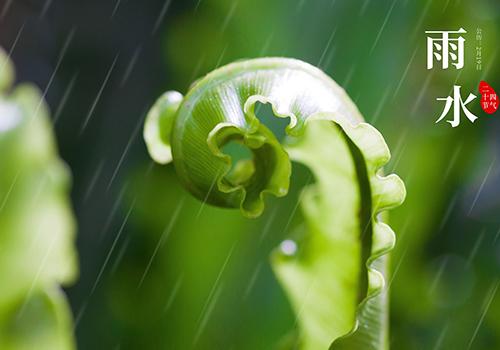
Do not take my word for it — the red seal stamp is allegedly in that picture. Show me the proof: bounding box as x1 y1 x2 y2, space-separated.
479 81 498 114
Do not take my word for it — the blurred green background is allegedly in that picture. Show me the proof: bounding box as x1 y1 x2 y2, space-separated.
1 0 499 349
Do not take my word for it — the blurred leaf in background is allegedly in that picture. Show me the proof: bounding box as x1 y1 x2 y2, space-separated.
0 49 77 349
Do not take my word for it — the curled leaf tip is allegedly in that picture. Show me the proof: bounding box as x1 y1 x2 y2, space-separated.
207 122 291 218
145 57 406 349
144 90 183 164
147 58 365 217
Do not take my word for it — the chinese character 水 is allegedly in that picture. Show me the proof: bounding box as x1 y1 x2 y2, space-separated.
436 85 478 127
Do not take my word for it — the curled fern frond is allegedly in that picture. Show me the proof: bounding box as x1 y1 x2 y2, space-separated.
145 57 405 349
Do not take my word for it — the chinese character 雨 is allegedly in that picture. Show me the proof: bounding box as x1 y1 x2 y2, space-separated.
436 85 477 127
426 28 466 70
